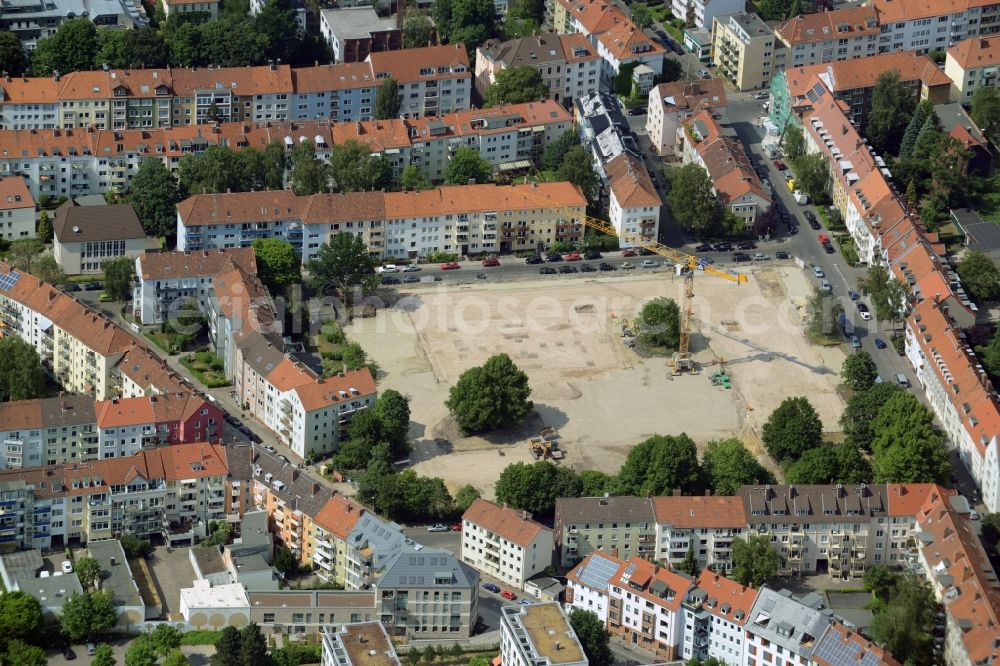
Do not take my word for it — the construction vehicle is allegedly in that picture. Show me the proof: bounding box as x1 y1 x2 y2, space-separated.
711 370 732 389
529 438 565 460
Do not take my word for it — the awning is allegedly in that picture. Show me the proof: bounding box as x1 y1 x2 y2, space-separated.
497 160 533 172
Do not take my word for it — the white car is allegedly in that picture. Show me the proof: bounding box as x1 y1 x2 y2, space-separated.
403 264 421 272
379 265 399 274
971 509 980 520
427 524 449 532
61 560 73 574
754 92 769 100
859 311 872 321
640 259 658 268
813 266 825 278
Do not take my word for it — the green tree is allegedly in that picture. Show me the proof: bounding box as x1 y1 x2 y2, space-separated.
433 0 495 52
679 543 700 577
306 232 379 303
60 591 118 643
400 164 433 191
0 592 43 647
118 533 152 559
210 626 242 666
841 350 877 391
328 140 392 193
661 58 683 84
161 649 191 666
980 513 1000 550
958 251 1000 301
638 297 680 349
252 239 300 293
255 0 303 64
485 66 549 106
149 625 183 656
103 256 135 302
753 0 801 20
702 438 774 495
868 575 937 666
288 140 329 195
273 546 299 578
446 353 533 433
0 31 27 76
239 623 271 666
899 101 930 159
91 644 117 666
444 147 494 184
556 145 600 202
261 141 287 190
3 640 46 666
863 565 899 601
784 445 839 484
731 535 782 588
630 3 652 27
0 337 47 401
865 69 916 155
870 392 950 484
667 163 720 236
29 19 98 75
30 256 66 286
790 153 829 203
125 638 158 666
36 211 52 243
858 263 908 328
579 470 616 496
568 609 612 666
6 238 43 273
971 86 1000 137
615 434 702 496
374 389 411 459
783 128 805 159
834 443 873 483
542 131 579 171
74 556 103 590
453 484 481 511
761 396 823 463
403 13 436 49
494 461 581 515
375 78 401 119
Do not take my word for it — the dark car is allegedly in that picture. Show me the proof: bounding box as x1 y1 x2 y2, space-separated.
483 583 501 593
546 253 563 262
559 265 578 274
404 276 420 283
874 338 887 349
856 302 870 312
638 247 655 256
525 255 543 265
83 281 103 291
539 266 557 274
788 225 798 235
804 210 817 223
599 262 615 271
63 646 76 660
809 217 822 230
775 251 790 259
737 241 757 250
732 253 752 262
714 242 733 252
671 42 684 55
694 243 714 253
656 29 668 40
584 250 602 260
382 277 400 285
824 243 836 254
580 263 596 272
64 283 81 292
628 107 646 116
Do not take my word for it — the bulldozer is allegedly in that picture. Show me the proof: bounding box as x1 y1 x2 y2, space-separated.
529 438 565 461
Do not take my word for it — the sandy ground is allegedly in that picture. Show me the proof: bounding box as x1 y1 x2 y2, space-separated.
347 267 846 499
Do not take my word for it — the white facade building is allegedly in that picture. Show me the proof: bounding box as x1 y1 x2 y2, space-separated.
461 499 554 590
670 0 746 31
680 570 758 665
603 153 661 248
500 603 588 666
564 551 623 623
0 177 35 240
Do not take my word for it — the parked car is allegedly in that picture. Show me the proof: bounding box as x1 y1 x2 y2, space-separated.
773 159 787 170
98 293 112 302
87 644 96 657
584 250 602 260
403 264 422 272
698 256 715 265
558 265 578 274
427 524 449 532
874 338 887 349
482 256 500 267
404 276 420 283
621 261 635 269
83 282 102 291
546 253 564 262
895 373 910 387
62 646 76 660
382 277 400 285
525 255 543 265
621 249 637 257
64 283 81 292
788 225 799 235
61 560 73 574
698 69 710 79
539 266 557 275
564 251 582 261
851 336 861 348
737 241 757 250
824 243 836 254
857 304 872 320
580 263 596 272
732 253 751 262
808 217 822 230
753 252 770 261
775 251 790 259
694 243 714 253
804 210 817 223
754 92 769 100
380 264 399 273
264 444 277 454
451 523 462 531
971 510 981 520
599 262 616 271
713 242 733 252
501 590 518 600
277 455 289 464
628 107 646 116
640 259 657 268
483 583 501 593
848 290 859 300
821 279 832 293
439 262 460 270
818 233 829 244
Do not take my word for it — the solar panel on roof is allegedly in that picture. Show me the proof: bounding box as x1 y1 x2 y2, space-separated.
0 271 21 292
578 554 620 590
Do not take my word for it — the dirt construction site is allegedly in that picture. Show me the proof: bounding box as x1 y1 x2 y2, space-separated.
346 267 847 499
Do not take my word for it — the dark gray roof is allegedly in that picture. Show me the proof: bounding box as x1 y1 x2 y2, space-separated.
192 546 227 576
555 496 655 525
740 484 887 525
88 539 143 608
40 395 97 429
251 446 335 519
964 221 1000 254
479 34 593 68
748 588 832 658
238 331 289 378
349 512 407 573
223 442 254 482
52 201 146 243
0 550 83 611
377 545 479 590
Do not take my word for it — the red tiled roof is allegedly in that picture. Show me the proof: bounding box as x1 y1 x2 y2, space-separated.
885 483 954 517
693 570 759 625
775 6 879 46
95 396 156 428
609 557 692 611
948 35 1000 70
313 493 366 539
463 498 550 548
652 495 747 528
0 177 33 210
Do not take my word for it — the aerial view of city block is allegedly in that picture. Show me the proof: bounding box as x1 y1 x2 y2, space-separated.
0 0 996 664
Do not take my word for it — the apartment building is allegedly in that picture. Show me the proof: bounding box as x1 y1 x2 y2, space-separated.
0 441 236 549
711 12 776 91
176 183 587 261
652 496 746 573
603 154 661 247
0 395 95 469
645 79 727 155
161 0 220 19
0 177 35 241
368 46 472 118
475 34 601 107
461 498 554 590
670 0 745 32
679 111 771 227
575 92 638 176
52 202 151 274
553 496 656 567
320 8 401 64
311 493 367 586
607 556 693 659
0 0 147 51
946 35 1000 100
679 569 758 665
773 7 880 70
812 624 901 666
500 603 588 666
564 551 624 622
322 623 400 666
872 0 1000 55
95 393 222 458
744 588 834 666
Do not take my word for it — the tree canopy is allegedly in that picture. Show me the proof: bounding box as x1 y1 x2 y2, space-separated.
402 14 436 49
638 297 680 350
870 392 950 484
60 591 119 643
568 609 612 666
328 141 392 193
375 78 401 120
0 337 47 402
731 535 782 588
0 32 27 76
868 574 938 666
667 163 721 236
702 438 774 495
494 461 582 515
958 251 1000 301
128 159 179 240
761 396 823 463
103 256 135 302
289 140 330 195
971 85 1000 137
446 353 533 434
556 145 600 203
252 239 301 293
865 69 916 156
306 232 379 303
0 592 43 648
841 350 878 391
444 147 494 185
485 66 549 106
615 434 702 496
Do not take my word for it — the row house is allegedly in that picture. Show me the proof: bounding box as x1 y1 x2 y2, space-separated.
461 498 554 590
773 7 880 70
475 34 601 107
945 34 1000 100
645 79 728 156
0 45 472 132
95 393 222 459
575 92 638 178
0 396 97 469
680 569 758 664
603 153 661 248
872 0 1000 55
744 587 837 666
319 8 401 64
553 495 656 567
607 557 693 659
175 182 587 261
0 177 36 240
0 441 235 550
679 111 771 228
652 495 746 573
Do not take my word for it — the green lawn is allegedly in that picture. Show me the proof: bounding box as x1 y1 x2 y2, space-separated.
180 630 222 646
179 351 230 388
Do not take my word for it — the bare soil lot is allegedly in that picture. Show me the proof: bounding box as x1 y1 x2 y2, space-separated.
347 268 846 498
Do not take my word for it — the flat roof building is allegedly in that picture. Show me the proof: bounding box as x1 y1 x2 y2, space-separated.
501 602 588 666
321 622 400 666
